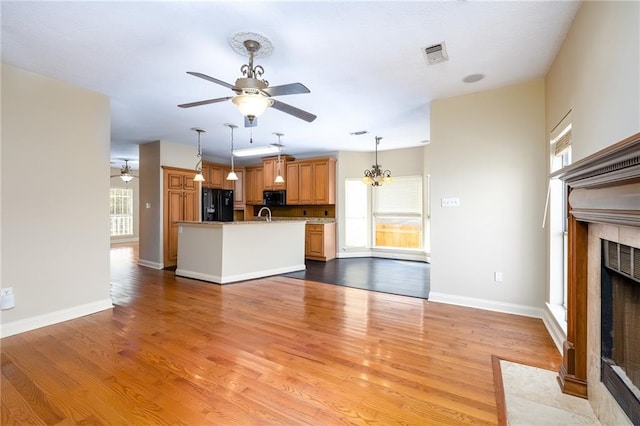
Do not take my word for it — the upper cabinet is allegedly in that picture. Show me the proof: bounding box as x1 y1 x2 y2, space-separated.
287 157 336 205
201 161 225 189
245 166 264 205
263 156 293 191
245 156 336 205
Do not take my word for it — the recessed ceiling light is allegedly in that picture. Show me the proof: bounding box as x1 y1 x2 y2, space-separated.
463 74 485 83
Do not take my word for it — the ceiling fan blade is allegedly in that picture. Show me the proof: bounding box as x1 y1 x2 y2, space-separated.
244 116 257 128
270 100 317 122
186 72 237 90
263 83 310 97
178 97 232 108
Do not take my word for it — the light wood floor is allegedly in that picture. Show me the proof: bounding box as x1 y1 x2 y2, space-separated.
1 243 561 425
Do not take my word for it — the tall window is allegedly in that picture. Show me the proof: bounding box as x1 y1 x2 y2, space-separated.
110 187 133 236
549 117 572 314
345 179 368 248
373 176 423 249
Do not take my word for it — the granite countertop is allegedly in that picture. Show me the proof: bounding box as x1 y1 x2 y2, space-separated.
254 216 336 223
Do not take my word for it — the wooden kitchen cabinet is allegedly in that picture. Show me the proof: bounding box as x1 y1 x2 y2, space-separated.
163 167 200 267
286 157 336 205
222 168 246 208
263 156 292 190
201 161 224 188
312 158 336 204
245 166 264 205
286 163 300 204
305 222 336 261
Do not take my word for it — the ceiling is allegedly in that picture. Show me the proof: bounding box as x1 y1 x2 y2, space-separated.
1 1 581 168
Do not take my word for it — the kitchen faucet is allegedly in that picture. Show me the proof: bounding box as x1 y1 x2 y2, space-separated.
257 206 272 222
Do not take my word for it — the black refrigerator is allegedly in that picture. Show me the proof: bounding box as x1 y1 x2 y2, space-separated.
202 188 234 222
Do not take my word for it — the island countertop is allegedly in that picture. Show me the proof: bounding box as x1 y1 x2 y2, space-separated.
175 220 306 284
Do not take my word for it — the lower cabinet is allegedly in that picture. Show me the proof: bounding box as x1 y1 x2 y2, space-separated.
305 222 336 261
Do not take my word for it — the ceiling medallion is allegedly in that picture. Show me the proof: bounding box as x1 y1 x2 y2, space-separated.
229 32 274 58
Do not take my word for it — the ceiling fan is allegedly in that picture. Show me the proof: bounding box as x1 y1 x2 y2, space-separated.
178 35 317 126
111 159 137 182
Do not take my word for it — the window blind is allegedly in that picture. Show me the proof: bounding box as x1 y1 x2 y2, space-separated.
374 176 422 215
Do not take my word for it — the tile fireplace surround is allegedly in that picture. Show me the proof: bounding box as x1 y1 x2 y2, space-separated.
553 131 640 425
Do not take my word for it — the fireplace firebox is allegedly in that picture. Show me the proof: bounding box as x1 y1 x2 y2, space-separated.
601 240 640 424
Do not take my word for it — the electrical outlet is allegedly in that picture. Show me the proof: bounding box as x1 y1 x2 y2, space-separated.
441 197 460 207
494 272 503 282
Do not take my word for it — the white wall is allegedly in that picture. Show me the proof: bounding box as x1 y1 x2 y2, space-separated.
546 1 640 161
1 64 112 337
110 166 140 242
429 79 546 316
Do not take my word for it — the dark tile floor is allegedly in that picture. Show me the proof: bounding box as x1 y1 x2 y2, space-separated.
283 257 430 299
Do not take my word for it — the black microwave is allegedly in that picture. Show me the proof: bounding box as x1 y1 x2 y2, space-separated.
263 190 286 206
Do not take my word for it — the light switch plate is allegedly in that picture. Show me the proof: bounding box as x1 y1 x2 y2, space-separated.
441 197 460 207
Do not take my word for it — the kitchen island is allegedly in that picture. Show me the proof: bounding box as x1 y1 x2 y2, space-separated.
175 220 306 284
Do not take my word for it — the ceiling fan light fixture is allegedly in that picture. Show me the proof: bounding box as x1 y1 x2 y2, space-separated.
232 93 272 119
121 173 134 183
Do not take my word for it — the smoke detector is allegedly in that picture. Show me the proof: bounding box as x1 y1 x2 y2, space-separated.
423 42 449 65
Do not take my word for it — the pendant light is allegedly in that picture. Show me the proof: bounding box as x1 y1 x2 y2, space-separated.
225 123 239 181
362 136 392 186
273 132 285 183
192 127 206 182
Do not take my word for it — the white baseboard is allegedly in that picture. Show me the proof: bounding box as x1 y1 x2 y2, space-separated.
110 237 139 244
337 251 430 262
542 303 566 354
0 298 113 339
337 251 373 258
137 259 163 269
428 292 543 318
176 264 307 285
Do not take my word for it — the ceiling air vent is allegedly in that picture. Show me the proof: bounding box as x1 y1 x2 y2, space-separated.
424 42 449 65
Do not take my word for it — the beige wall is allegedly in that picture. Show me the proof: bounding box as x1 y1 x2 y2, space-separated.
1 64 112 336
430 79 546 314
546 1 640 161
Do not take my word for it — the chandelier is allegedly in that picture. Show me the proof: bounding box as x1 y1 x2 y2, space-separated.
363 136 392 186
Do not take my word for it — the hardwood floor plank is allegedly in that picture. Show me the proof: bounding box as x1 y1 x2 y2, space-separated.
1 243 561 424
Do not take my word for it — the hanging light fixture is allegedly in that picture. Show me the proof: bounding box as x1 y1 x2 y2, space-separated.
225 123 239 181
192 127 206 182
363 136 392 186
273 132 285 183
120 160 135 182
